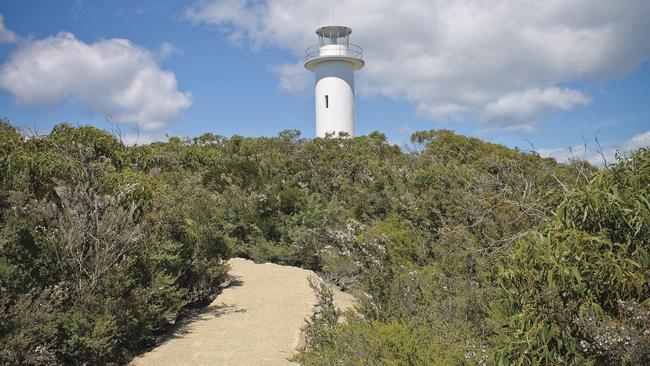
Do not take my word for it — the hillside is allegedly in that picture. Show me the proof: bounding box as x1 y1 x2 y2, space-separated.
0 120 648 365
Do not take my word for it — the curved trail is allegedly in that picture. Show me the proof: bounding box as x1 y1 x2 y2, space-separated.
131 258 354 366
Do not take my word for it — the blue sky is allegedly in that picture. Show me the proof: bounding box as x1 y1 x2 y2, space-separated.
0 0 648 164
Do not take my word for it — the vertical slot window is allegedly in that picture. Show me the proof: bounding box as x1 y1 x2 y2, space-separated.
325 95 329 108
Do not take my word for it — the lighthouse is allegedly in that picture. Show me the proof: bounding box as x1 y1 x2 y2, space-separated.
304 26 364 138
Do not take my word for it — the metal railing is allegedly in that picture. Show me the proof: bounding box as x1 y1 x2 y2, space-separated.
305 43 363 61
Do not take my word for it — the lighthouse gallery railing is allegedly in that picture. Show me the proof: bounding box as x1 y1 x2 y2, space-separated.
304 44 363 61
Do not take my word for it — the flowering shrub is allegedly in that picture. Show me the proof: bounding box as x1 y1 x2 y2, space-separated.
576 300 650 365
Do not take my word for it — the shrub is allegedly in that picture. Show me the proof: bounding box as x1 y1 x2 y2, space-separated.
497 149 650 365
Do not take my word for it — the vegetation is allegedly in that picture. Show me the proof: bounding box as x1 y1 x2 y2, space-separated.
0 120 647 365
497 149 649 365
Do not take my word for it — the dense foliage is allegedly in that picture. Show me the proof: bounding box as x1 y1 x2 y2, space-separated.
497 149 649 365
296 136 648 365
0 122 229 364
1 120 647 365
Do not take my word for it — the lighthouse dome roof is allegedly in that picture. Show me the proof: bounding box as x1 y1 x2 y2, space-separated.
316 26 352 37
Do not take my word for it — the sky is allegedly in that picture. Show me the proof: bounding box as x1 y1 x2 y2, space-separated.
0 0 649 165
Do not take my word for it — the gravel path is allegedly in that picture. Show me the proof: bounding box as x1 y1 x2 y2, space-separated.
130 258 354 366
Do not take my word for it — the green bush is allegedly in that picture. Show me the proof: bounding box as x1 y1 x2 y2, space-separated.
0 122 230 364
497 149 650 365
295 279 476 366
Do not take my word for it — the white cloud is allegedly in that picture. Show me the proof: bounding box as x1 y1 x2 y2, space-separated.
537 144 592 164
0 15 17 43
484 87 591 132
119 131 167 146
626 130 650 150
185 0 650 131
270 61 311 93
537 130 650 166
157 41 182 60
0 32 192 130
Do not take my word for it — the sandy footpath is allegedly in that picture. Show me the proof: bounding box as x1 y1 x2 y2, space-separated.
130 258 354 366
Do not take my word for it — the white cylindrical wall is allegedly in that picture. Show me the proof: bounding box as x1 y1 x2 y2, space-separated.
314 60 355 138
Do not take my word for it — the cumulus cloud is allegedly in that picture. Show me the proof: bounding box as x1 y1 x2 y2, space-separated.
483 87 591 132
0 15 17 43
537 130 650 166
270 61 311 93
0 32 191 130
185 0 650 131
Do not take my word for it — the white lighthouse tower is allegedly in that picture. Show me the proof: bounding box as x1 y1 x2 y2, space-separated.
304 26 364 138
